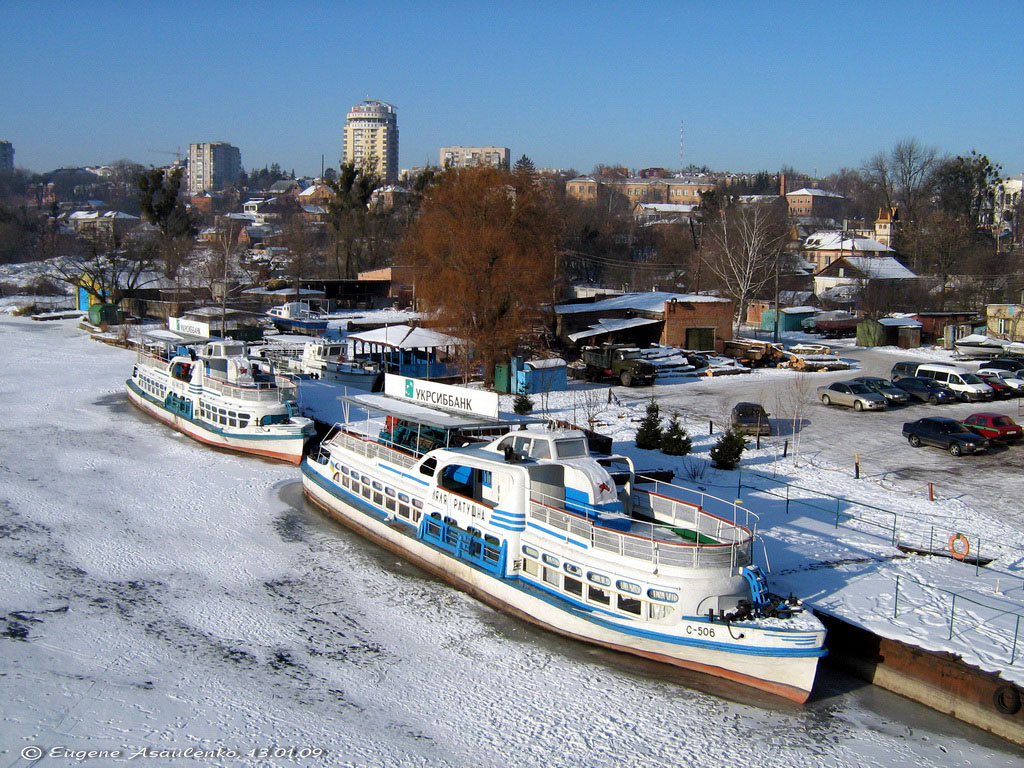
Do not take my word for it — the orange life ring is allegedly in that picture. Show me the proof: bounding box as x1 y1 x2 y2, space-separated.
948 533 970 560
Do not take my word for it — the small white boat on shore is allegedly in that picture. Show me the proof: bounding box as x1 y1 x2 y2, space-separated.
953 334 1007 359
126 339 316 463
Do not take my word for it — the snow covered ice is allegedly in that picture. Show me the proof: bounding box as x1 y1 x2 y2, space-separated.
1 315 1022 767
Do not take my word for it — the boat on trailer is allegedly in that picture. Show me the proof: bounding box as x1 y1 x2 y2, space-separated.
301 376 827 702
126 338 316 464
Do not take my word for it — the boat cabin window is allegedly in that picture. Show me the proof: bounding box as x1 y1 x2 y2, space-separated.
588 586 610 605
617 594 642 616
528 440 550 459
563 576 583 597
554 438 587 458
419 458 438 477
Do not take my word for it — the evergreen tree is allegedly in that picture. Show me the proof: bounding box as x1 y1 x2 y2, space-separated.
660 416 692 456
512 389 534 415
710 428 746 470
513 154 536 174
634 398 663 450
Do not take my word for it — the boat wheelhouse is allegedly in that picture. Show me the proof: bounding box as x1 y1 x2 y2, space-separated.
126 337 315 463
302 376 827 702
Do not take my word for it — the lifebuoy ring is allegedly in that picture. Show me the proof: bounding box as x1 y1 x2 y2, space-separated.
993 685 1022 715
948 533 970 561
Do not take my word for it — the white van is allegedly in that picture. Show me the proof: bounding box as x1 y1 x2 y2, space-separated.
915 363 994 402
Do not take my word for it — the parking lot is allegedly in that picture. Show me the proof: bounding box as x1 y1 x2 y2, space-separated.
618 343 1024 530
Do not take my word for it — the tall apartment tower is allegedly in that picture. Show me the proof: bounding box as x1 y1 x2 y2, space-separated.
342 100 398 183
0 140 13 171
187 142 242 195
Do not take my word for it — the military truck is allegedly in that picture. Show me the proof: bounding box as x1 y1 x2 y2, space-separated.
580 345 657 386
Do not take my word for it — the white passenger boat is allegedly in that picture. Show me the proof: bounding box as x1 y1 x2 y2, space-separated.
302 376 827 702
126 338 316 463
259 337 382 390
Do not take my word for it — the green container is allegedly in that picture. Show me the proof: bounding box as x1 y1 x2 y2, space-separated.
493 363 511 393
88 303 122 325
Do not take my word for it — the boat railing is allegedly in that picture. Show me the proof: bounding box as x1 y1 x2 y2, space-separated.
528 493 752 570
137 350 171 372
201 375 283 402
326 428 418 470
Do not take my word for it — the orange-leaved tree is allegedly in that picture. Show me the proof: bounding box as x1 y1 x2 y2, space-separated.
402 166 559 387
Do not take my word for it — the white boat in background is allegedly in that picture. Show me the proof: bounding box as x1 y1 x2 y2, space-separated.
302 376 827 702
266 302 329 334
259 338 382 390
126 339 316 463
953 334 1007 358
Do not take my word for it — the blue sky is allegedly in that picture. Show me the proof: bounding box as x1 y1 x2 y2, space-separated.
2 1 1022 178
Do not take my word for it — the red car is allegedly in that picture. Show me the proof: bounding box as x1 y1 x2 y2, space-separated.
961 412 1023 442
977 371 1018 399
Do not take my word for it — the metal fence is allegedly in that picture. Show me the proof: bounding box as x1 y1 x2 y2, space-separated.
894 574 1024 665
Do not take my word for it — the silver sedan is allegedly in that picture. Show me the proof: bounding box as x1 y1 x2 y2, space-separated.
817 381 888 411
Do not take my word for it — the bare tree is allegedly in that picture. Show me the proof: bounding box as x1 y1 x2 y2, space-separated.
702 199 789 336
862 139 939 226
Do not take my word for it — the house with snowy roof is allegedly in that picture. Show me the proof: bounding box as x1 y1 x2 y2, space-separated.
802 231 894 272
813 255 918 303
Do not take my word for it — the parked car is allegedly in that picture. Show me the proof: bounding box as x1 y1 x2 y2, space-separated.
817 381 887 411
892 376 957 404
890 361 920 381
915 363 994 402
978 358 1024 373
852 376 910 405
976 371 1017 399
962 412 1023 442
976 367 1024 395
902 417 990 456
731 402 771 436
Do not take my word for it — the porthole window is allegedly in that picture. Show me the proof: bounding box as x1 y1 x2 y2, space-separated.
647 588 679 603
588 572 611 587
542 554 559 567
564 563 582 577
522 545 539 559
616 580 641 595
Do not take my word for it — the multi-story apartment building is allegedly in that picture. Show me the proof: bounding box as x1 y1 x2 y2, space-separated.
342 100 398 183
566 176 716 206
785 187 845 219
0 140 13 171
187 142 242 196
440 145 510 169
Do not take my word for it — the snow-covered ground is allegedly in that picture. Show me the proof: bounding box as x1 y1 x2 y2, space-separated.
2 315 1023 766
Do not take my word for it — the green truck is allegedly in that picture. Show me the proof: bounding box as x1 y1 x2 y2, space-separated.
581 345 657 387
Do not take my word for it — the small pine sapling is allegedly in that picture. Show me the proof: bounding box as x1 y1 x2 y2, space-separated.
660 416 692 456
710 428 747 469
634 398 663 450
512 389 534 415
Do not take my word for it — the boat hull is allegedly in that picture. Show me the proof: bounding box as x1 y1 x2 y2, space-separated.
126 380 308 464
301 460 821 703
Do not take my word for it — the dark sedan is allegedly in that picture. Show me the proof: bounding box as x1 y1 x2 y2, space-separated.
893 376 956 405
852 376 911 405
903 417 989 456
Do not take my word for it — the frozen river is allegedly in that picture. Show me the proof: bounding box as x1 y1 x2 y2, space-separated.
1 317 1021 767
